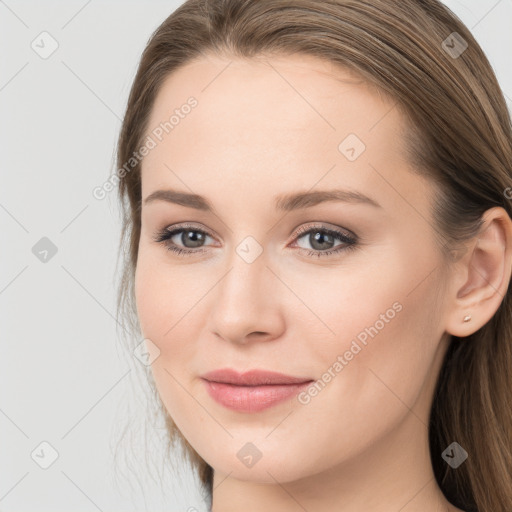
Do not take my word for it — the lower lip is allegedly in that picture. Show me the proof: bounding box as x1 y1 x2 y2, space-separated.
202 379 312 413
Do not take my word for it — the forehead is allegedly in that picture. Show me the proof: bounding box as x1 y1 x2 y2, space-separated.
144 52 397 140
139 53 429 218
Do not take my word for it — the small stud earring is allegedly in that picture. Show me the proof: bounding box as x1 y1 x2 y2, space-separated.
463 314 472 323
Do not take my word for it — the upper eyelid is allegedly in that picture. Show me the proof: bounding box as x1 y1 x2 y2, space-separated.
293 222 355 238
163 222 214 235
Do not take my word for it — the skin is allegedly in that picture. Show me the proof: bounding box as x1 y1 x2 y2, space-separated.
134 53 512 512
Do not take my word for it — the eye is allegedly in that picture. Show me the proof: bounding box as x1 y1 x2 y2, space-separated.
152 223 216 256
290 223 358 258
152 222 358 258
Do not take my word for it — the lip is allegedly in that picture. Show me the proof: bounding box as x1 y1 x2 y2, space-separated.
200 368 314 413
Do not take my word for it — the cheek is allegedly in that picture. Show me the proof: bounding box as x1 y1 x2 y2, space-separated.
134 248 212 398
134 257 166 341
134 253 203 431
134 246 200 343
289 245 442 394
302 259 444 426
272 269 443 475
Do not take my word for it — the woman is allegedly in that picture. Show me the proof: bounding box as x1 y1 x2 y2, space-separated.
115 1 512 510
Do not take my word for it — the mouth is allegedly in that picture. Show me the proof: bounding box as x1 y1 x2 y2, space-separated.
200 368 314 413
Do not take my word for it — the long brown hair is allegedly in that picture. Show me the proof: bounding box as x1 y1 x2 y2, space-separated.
115 1 512 510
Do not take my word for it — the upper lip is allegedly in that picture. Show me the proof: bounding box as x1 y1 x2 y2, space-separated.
201 368 313 386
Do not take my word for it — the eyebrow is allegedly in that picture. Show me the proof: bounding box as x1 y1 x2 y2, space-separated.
143 188 382 211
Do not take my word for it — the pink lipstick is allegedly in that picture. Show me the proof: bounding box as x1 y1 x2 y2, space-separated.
200 368 313 413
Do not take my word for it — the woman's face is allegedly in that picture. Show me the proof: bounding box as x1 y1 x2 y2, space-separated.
135 54 454 484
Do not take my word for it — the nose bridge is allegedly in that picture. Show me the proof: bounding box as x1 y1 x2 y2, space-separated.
208 240 281 342
218 245 269 315
220 230 269 296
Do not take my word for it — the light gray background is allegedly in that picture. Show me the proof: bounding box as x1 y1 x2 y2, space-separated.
1 1 511 511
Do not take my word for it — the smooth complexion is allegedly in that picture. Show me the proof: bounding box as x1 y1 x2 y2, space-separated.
134 53 512 512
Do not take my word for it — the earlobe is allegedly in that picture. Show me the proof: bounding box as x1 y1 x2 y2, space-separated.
445 207 512 338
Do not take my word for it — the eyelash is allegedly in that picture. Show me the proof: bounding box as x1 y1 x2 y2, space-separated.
152 222 358 258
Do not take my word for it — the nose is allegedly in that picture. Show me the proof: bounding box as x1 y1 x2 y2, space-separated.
207 248 285 345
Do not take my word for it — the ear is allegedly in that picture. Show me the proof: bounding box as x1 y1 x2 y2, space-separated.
445 207 512 337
